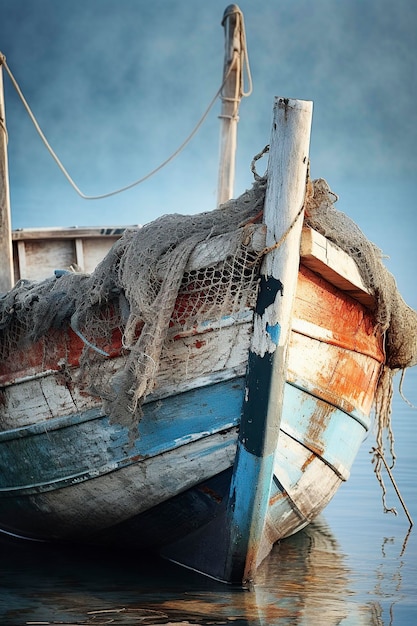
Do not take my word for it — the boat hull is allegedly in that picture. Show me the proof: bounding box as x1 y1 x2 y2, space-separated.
0 376 369 546
0 261 384 558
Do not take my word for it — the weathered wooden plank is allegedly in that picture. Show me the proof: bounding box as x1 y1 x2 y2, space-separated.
287 332 382 416
266 378 372 543
16 240 27 278
294 265 384 360
1 256 383 387
0 329 85 385
300 226 374 307
0 257 382 434
11 228 128 279
279 383 370 478
184 224 266 273
14 239 76 281
0 427 238 538
0 376 244 491
0 374 100 429
81 238 120 273
0 319 251 428
268 430 343 539
74 238 85 270
11 226 131 241
10 221 378 309
0 311 251 385
1 316 381 430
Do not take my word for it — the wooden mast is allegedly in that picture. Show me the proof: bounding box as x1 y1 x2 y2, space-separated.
217 4 244 207
0 57 14 292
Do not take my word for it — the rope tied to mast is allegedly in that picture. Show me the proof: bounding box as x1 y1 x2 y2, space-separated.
221 4 252 97
219 4 252 123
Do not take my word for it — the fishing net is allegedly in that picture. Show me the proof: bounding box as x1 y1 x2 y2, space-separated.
0 173 416 452
0 180 266 433
305 178 417 514
305 178 417 370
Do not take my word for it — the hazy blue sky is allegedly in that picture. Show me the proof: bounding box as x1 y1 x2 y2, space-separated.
1 0 416 307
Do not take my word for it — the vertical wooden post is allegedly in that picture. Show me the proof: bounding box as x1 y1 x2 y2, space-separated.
0 62 14 292
161 97 313 585
224 96 313 584
217 4 242 207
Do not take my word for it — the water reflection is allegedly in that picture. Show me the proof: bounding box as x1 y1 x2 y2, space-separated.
0 517 383 625
253 518 383 625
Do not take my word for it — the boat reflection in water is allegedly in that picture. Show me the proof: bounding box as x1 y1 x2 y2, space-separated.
1 517 383 625
251 517 383 625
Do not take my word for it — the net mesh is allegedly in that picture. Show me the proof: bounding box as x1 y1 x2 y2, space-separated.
304 178 417 508
0 180 266 433
305 178 417 370
1 175 416 450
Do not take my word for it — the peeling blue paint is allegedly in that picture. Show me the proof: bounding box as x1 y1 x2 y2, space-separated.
266 322 280 345
226 444 275 581
0 378 246 494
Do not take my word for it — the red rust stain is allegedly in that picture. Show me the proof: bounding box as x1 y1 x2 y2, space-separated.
194 339 206 349
288 330 382 415
0 316 127 385
301 452 317 472
172 324 199 341
303 403 331 455
197 485 223 503
128 454 145 463
269 490 286 506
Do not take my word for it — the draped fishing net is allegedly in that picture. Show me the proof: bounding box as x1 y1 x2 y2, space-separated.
305 178 417 514
305 178 417 370
0 180 266 433
305 178 417 427
0 173 416 460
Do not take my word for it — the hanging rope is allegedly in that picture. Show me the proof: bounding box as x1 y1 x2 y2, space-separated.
371 446 414 527
221 4 252 101
399 368 417 408
219 4 252 126
236 7 253 98
0 51 233 201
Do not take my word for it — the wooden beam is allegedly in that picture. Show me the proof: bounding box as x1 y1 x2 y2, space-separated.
300 226 374 307
162 98 313 584
16 240 27 281
0 63 13 292
74 238 85 271
12 225 133 241
224 96 313 583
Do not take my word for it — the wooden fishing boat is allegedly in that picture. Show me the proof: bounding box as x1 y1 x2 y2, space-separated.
1 94 416 585
1 5 416 585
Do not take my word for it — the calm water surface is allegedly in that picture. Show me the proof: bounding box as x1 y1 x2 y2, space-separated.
1 368 416 625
